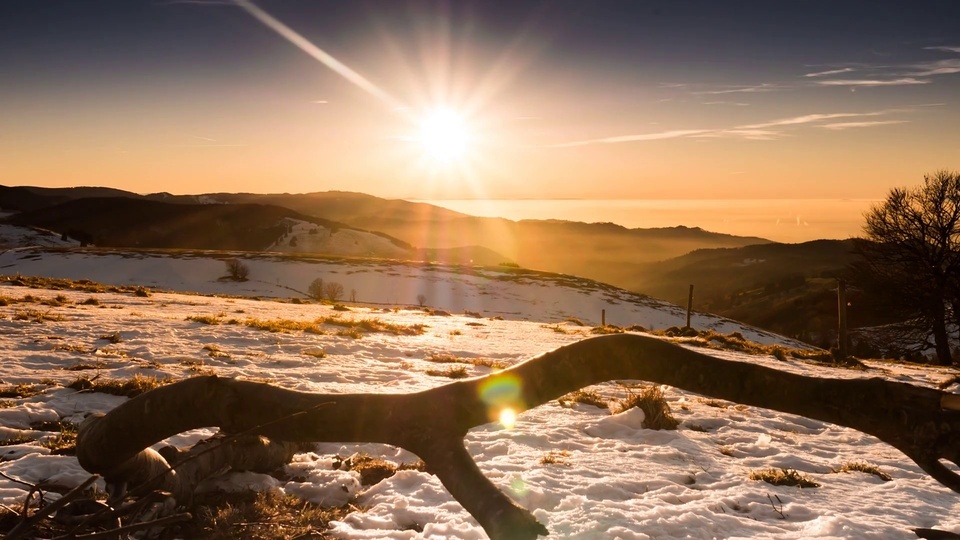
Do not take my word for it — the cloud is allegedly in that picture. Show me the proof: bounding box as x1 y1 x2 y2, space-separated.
924 46 960 54
702 101 750 106
819 120 909 130
692 83 783 95
310 100 328 104
804 67 855 78
910 59 960 76
547 129 711 148
815 78 930 87
691 129 782 140
548 107 914 147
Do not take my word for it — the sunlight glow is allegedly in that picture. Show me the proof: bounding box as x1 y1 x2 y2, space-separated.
418 108 469 163
499 407 518 429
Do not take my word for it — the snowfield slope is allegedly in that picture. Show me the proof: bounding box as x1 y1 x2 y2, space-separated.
0 248 959 539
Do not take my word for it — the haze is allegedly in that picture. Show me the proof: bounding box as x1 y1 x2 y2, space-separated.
2 0 959 229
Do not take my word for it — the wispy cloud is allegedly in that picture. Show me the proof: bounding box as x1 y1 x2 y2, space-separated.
804 67 855 78
702 101 749 106
819 120 908 130
310 100 328 104
548 107 915 147
739 111 891 130
548 129 711 148
815 77 930 87
191 135 217 142
692 83 783 95
692 129 782 140
925 46 960 54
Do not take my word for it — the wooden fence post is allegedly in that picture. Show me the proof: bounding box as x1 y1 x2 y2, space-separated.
685 285 694 329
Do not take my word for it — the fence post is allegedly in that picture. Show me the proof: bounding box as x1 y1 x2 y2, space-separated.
837 279 848 360
685 284 694 329
601 309 606 326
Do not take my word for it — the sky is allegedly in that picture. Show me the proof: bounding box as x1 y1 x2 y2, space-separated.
2 0 960 201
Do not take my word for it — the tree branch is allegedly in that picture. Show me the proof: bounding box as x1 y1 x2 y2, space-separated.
76 334 960 539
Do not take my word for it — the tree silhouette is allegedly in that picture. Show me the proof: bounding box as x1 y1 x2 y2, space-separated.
852 171 960 364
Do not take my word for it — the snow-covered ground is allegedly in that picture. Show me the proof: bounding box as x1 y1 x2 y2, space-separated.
265 218 414 259
1 247 959 539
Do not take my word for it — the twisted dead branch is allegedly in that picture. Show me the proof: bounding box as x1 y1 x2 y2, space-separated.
75 334 960 540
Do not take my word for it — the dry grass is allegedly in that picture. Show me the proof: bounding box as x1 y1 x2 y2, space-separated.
67 374 169 397
749 468 820 488
13 309 64 323
340 454 427 486
33 421 78 455
540 450 572 466
186 490 351 540
98 332 123 344
301 348 327 359
833 461 892 482
558 390 609 409
426 366 470 379
615 385 679 430
424 353 507 370
0 383 45 398
186 314 223 325
0 433 35 446
590 325 624 335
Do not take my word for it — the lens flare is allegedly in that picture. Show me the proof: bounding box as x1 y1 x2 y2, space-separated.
478 373 523 425
499 407 518 429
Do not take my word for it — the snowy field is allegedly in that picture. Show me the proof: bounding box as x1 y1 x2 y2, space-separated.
1 246 959 538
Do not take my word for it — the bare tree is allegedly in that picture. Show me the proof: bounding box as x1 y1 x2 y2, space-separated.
224 258 250 281
417 294 427 307
851 171 960 364
323 281 345 302
307 278 324 301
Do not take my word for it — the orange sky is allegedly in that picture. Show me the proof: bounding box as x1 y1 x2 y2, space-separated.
2 1 959 200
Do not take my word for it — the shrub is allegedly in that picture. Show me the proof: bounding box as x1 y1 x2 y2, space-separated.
307 278 325 301
323 282 345 302
615 385 679 430
224 258 250 281
133 286 150 297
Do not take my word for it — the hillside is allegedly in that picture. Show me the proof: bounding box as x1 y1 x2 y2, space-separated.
1 186 769 287
1 252 959 538
632 240 902 345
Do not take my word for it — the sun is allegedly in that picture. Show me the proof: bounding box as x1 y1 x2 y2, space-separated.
418 108 469 163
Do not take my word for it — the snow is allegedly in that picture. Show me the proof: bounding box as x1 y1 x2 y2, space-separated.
0 246 959 538
266 218 413 259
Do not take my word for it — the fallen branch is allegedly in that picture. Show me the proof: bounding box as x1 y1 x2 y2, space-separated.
76 334 960 539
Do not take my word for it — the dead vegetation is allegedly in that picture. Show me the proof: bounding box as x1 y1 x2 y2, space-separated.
749 468 820 488
66 374 169 397
832 461 892 481
557 390 609 409
615 385 679 430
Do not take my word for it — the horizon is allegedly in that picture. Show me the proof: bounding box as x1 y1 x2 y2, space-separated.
2 1 959 205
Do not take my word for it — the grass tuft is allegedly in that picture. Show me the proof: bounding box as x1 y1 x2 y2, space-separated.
67 374 169 397
833 461 892 482
188 490 350 540
749 468 820 488
540 450 572 466
558 390 609 409
615 385 679 430
426 366 470 379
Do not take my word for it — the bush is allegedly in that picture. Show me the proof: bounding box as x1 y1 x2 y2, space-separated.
307 278 325 301
323 282 345 302
416 294 427 307
225 259 250 281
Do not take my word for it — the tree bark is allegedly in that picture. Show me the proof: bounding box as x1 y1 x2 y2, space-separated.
933 300 953 365
76 334 960 540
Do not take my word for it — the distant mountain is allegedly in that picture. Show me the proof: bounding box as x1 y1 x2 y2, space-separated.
0 185 138 212
1 185 771 290
632 239 895 345
143 190 770 287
